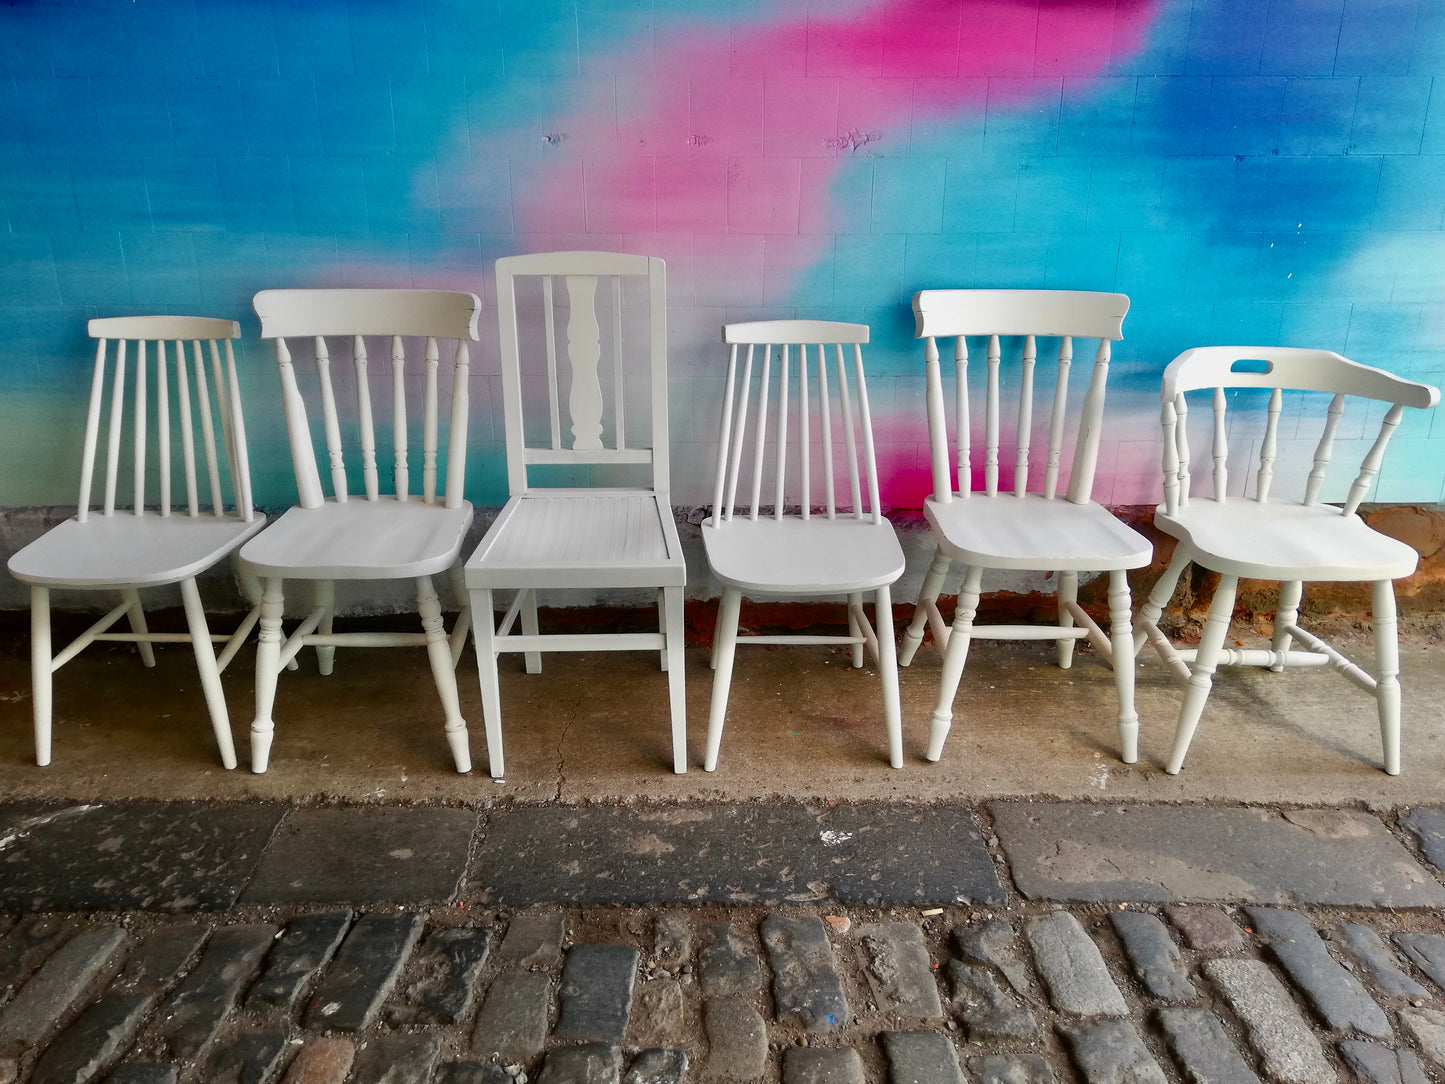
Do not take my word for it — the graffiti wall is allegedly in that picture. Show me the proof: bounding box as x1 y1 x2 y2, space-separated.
2 0 1443 512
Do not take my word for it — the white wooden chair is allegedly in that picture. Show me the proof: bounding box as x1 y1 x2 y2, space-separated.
240 289 482 774
465 252 686 779
1134 346 1440 775
899 290 1152 765
7 316 264 768
703 320 905 771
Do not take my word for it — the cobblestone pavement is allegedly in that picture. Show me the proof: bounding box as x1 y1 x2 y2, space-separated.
4 799 1445 1083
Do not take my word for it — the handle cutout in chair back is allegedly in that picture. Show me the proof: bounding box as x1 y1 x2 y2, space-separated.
1229 357 1274 375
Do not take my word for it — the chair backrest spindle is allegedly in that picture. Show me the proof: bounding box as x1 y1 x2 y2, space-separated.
253 289 482 511
912 290 1130 507
1160 346 1439 513
712 321 877 525
78 316 249 522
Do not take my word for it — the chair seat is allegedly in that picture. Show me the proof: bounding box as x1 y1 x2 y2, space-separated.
924 493 1151 572
702 516 905 595
466 490 685 590
239 497 473 579
8 513 266 589
1156 499 1420 581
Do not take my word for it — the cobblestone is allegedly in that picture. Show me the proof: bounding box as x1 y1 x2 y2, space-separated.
1204 958 1337 1084
1336 924 1430 999
945 961 1039 1041
0 928 126 1050
1393 933 1445 992
623 1048 687 1084
1109 911 1195 1000
471 971 551 1063
1398 1007 1445 1067
880 1030 965 1084
1157 1006 1261 1084
761 915 849 1032
538 1042 620 1084
387 925 493 1026
103 1065 177 1084
1024 913 1127 1016
348 1032 443 1083
1164 906 1245 952
1064 1019 1168 1084
205 1027 291 1084
967 1053 1056 1084
1339 1039 1430 1084
780 1045 865 1084
952 920 1031 998
1246 906 1391 1037
303 913 423 1033
497 913 566 971
246 911 351 1015
701 995 767 1080
155 924 275 1061
696 923 760 996
278 1037 354 1084
555 944 640 1043
855 923 943 1019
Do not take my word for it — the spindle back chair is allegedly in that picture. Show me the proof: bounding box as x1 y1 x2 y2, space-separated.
240 289 482 774
702 320 905 771
466 252 686 780
7 315 265 768
899 290 1151 765
1134 346 1439 774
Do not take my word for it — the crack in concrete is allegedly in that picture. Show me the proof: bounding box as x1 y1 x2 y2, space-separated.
553 690 586 802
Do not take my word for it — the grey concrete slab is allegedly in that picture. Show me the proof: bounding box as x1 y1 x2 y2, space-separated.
0 802 286 912
991 802 1445 907
241 806 479 904
468 801 1002 906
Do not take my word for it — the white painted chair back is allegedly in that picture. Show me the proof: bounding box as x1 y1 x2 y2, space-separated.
1161 346 1440 518
80 316 253 524
253 289 482 511
913 289 1129 507
710 320 882 527
495 251 669 497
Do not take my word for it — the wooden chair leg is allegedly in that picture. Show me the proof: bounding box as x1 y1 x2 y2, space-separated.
1107 569 1139 764
1134 545 1192 658
418 575 471 774
1165 573 1238 774
121 587 156 668
250 576 285 773
900 548 950 666
847 592 865 668
1271 580 1303 673
522 588 542 674
31 585 53 767
704 587 743 772
470 587 506 781
1374 579 1402 776
927 565 982 762
180 577 238 770
314 580 336 676
874 585 904 769
664 585 687 774
1057 570 1079 669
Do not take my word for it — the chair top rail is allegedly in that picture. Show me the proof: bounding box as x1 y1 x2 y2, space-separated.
497 250 658 278
89 316 240 342
1164 346 1439 408
724 320 869 346
254 289 481 341
913 289 1128 341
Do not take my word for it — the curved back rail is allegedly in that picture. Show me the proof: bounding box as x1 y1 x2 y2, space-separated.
81 316 252 524
711 320 881 527
1159 346 1440 518
912 289 1129 507
253 289 482 511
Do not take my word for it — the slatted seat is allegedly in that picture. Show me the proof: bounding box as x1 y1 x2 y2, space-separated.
899 289 1150 765
702 320 905 771
7 316 263 767
240 288 482 774
1134 346 1440 775
465 252 686 780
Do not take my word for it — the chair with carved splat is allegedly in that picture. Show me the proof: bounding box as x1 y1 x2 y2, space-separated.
1134 346 1439 774
703 320 905 771
899 290 1152 765
240 289 482 774
465 252 686 779
7 316 265 767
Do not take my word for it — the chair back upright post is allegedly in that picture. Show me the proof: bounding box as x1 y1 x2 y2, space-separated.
912 290 1129 509
495 251 669 499
1159 346 1441 519
711 320 879 529
253 290 482 511
81 316 251 525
